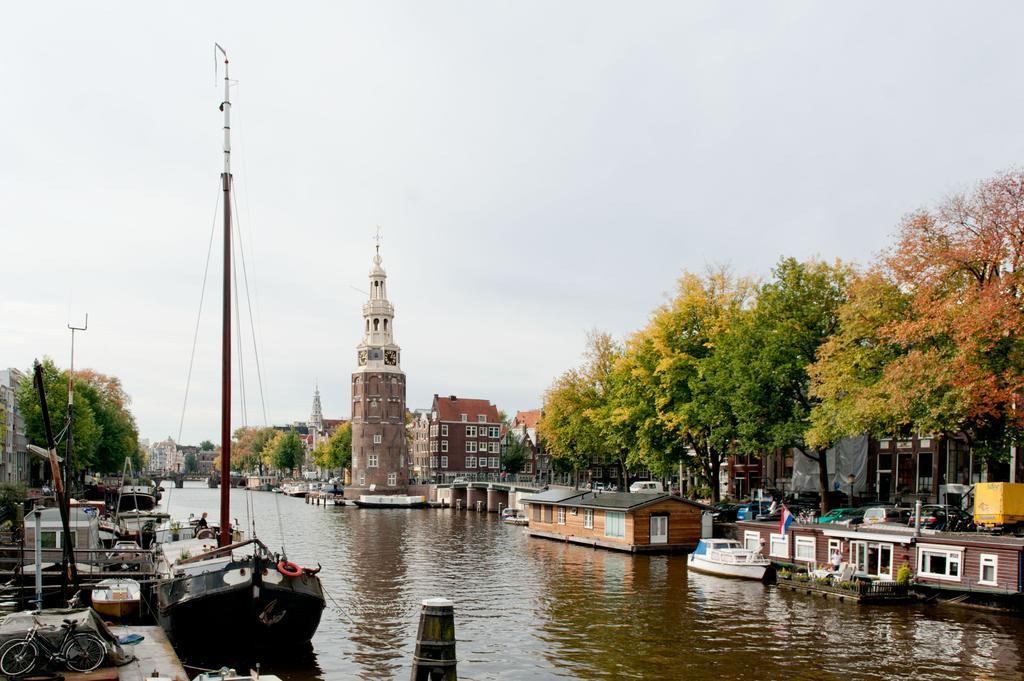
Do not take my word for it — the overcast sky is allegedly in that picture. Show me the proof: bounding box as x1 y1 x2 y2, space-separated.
4 2 1024 445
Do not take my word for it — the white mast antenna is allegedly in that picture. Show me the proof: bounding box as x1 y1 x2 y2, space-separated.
215 43 231 176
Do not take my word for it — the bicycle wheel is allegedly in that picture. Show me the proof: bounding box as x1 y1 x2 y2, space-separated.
62 633 106 672
0 640 38 677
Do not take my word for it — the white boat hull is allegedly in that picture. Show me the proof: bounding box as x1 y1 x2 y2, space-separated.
687 554 769 581
354 494 428 508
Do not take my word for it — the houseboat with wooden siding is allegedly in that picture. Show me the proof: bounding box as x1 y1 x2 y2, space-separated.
525 489 703 553
734 519 1024 608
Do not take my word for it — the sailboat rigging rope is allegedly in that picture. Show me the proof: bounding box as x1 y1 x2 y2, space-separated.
232 188 269 426
273 490 287 558
319 585 415 656
232 212 248 428
177 191 222 442
230 88 270 427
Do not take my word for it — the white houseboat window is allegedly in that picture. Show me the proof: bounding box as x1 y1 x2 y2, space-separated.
744 531 761 551
850 541 894 579
918 546 963 581
584 509 594 529
979 554 998 586
769 533 788 558
828 539 841 559
605 511 626 538
795 536 816 562
557 507 566 525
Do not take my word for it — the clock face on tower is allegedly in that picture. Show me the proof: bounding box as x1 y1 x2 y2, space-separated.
357 350 367 366
384 349 397 366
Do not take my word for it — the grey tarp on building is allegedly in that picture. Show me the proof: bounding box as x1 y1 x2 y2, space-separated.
790 435 868 494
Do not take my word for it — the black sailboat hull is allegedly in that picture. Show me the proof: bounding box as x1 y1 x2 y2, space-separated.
155 558 325 649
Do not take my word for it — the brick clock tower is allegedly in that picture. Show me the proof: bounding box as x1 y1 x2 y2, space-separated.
346 244 408 498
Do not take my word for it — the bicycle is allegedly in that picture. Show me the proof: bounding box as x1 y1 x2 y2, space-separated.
0 619 106 676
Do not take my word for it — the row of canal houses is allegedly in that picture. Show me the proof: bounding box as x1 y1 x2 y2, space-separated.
523 488 1024 607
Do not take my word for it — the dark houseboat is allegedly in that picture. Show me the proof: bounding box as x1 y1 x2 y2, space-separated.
153 45 325 649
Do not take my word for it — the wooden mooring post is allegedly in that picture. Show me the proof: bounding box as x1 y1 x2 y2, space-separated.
411 597 457 681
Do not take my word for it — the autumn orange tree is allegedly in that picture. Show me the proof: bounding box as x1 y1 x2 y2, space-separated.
812 169 1024 464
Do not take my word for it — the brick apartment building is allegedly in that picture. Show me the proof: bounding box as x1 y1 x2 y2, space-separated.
427 395 501 480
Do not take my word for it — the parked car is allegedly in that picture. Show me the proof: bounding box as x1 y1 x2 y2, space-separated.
736 500 775 521
711 502 740 523
910 505 976 532
629 480 664 493
862 506 912 525
817 507 865 525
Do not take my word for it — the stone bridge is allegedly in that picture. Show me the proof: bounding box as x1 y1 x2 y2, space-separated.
433 481 545 513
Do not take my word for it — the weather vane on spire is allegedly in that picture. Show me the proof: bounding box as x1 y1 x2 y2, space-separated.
374 225 383 253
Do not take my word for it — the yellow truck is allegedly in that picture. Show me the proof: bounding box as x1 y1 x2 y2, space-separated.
973 482 1024 534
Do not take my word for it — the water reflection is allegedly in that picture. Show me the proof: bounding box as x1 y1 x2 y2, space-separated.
157 485 1023 680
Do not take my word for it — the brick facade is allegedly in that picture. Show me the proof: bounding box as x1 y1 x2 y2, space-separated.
427 395 501 480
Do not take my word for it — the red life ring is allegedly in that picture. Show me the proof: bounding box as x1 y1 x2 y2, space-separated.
277 560 302 577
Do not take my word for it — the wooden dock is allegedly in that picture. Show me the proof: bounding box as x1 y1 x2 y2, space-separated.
775 575 915 604
110 625 188 681
305 491 345 506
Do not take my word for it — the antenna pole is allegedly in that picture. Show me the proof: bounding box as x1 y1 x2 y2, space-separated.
216 43 232 547
65 314 87 523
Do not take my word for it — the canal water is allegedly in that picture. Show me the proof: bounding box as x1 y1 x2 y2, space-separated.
158 483 1023 680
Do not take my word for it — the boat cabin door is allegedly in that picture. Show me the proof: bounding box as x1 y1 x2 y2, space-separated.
650 515 668 544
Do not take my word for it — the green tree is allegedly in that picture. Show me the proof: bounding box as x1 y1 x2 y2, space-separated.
614 268 754 501
17 361 143 476
720 258 852 513
199 440 215 452
311 423 352 475
17 359 102 475
501 433 529 475
183 452 198 474
76 378 141 473
539 331 629 487
272 430 304 475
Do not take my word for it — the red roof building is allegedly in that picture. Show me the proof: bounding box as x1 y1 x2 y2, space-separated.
428 394 502 480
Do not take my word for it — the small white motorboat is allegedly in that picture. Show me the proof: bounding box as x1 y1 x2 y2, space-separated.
501 508 529 525
91 577 141 621
687 538 771 581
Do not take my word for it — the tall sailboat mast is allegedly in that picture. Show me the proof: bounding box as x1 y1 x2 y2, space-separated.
216 43 232 548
